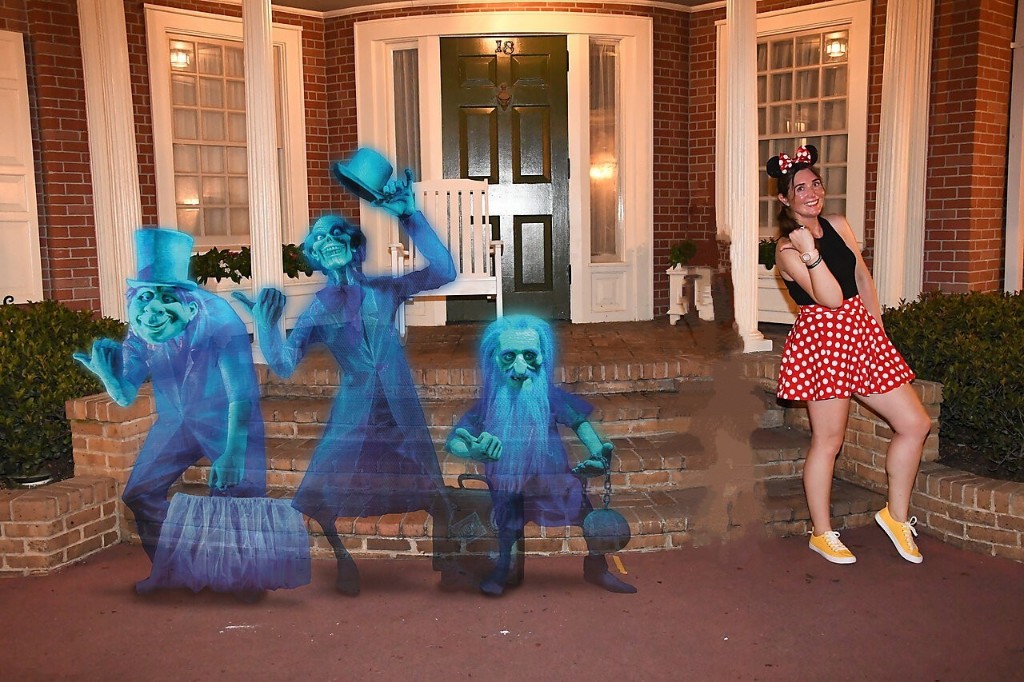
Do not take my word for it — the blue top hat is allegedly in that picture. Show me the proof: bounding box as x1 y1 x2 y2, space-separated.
126 227 198 290
331 147 394 202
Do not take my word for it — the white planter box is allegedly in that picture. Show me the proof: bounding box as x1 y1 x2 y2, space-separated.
666 265 715 324
758 267 798 325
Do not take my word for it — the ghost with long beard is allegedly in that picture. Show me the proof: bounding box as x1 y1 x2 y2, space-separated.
447 315 636 596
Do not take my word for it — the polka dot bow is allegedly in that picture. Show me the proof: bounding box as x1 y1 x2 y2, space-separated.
776 146 813 175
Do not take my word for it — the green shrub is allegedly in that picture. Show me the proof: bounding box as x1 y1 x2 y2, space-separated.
0 300 126 482
190 244 312 285
668 240 697 268
884 291 1024 479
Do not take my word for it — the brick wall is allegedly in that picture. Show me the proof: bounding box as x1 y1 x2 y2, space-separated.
924 0 1015 292
2 1 100 312
0 476 120 576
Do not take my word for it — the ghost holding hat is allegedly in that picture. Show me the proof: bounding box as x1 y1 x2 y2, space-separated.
75 227 309 597
235 148 457 596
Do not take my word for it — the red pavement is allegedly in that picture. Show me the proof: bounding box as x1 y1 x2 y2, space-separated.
2 527 1022 681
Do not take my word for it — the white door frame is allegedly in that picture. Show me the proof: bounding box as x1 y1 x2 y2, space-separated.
354 12 654 323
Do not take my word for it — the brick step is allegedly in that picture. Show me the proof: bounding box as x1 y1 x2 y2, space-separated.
260 390 709 440
750 426 810 480
182 431 711 495
156 476 885 561
257 351 712 399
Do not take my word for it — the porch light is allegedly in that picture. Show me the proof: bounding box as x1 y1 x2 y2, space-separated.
169 49 191 69
825 37 847 60
590 161 616 181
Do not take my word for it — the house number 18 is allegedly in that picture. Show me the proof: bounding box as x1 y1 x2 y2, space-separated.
495 40 515 55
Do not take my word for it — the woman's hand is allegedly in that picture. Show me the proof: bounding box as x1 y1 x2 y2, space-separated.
789 225 816 254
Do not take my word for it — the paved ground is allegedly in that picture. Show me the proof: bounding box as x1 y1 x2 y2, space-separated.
2 526 1022 681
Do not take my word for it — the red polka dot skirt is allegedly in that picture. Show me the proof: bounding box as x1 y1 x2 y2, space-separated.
777 295 915 401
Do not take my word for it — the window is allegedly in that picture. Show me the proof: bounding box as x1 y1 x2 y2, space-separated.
589 37 621 262
758 29 850 238
146 7 308 250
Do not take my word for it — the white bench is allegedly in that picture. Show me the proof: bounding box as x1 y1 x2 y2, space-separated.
390 179 504 337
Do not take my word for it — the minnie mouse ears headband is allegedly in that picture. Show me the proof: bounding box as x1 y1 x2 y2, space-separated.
766 144 819 178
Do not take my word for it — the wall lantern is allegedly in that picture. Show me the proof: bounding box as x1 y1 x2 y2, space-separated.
169 49 191 69
825 37 847 60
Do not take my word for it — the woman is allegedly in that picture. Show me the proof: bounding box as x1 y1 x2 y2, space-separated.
767 145 931 565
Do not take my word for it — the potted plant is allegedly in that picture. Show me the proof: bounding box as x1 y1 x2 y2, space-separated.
758 237 778 271
0 300 125 486
668 239 698 269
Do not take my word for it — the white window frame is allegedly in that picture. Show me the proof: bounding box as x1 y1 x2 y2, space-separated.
718 0 870 244
145 5 308 248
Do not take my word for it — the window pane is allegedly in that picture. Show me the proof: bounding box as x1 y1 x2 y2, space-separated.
230 207 249 235
770 105 791 135
204 208 227 235
771 73 792 101
227 113 247 143
202 111 225 141
224 46 244 78
227 147 247 174
203 176 226 205
197 44 223 76
172 75 196 106
822 66 848 97
822 100 846 131
795 69 818 99
177 207 199 234
173 108 197 139
201 146 224 174
199 77 224 108
795 103 818 133
770 40 792 69
226 81 245 110
228 176 248 204
796 35 820 67
392 49 422 179
174 175 199 206
589 38 621 262
173 144 198 173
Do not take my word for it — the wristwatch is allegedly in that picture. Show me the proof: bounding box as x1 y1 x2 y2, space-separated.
800 249 818 264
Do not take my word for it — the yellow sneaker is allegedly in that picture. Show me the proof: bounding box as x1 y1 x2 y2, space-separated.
875 505 923 564
808 530 856 564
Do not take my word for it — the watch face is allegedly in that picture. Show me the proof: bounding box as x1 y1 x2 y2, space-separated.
801 252 813 263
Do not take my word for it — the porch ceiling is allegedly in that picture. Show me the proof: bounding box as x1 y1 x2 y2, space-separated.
274 0 711 12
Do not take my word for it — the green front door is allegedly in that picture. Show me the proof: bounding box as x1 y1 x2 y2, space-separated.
441 35 570 321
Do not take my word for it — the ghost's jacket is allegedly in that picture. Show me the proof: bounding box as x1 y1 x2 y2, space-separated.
452 386 593 528
270 211 456 522
120 289 267 557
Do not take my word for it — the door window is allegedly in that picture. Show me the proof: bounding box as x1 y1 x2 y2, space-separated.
589 38 622 263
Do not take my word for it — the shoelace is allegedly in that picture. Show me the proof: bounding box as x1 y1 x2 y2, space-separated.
901 516 919 547
822 531 848 553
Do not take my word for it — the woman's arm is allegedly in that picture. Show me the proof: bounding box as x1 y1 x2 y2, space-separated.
776 234 844 309
829 215 885 328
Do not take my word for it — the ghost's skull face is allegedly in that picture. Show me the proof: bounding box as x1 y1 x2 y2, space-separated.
495 328 543 391
305 221 354 273
128 285 198 344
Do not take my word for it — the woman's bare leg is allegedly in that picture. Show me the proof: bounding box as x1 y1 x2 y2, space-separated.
857 384 931 521
804 398 851 534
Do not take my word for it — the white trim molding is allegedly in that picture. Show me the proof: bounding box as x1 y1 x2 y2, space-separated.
354 12 654 323
1006 0 1024 293
874 0 934 307
78 0 142 320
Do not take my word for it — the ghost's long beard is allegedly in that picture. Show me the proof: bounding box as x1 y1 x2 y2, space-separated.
483 374 551 474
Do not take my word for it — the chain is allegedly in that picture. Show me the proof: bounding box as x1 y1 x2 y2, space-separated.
602 465 612 510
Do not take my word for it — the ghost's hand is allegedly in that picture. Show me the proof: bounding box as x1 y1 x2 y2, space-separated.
374 168 416 218
572 441 613 478
73 338 122 382
454 427 502 462
208 451 243 491
233 287 286 329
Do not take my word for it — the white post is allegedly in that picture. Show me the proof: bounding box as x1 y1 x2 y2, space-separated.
874 0 934 307
1005 0 1024 293
725 0 772 352
242 0 285 355
78 0 141 321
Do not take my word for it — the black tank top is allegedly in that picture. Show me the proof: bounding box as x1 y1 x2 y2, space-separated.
783 216 859 306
